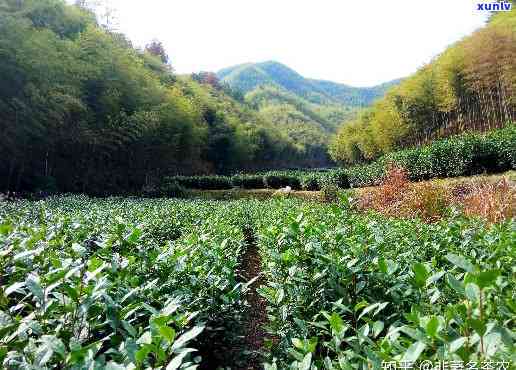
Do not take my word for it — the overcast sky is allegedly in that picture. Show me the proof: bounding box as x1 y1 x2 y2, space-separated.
81 0 489 87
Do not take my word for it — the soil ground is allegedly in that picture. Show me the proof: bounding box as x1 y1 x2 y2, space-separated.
235 228 271 370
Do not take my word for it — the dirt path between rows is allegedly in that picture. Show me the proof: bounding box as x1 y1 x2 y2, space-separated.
198 227 271 369
237 227 270 370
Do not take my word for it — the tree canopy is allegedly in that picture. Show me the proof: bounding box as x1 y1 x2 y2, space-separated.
330 9 516 165
0 0 324 194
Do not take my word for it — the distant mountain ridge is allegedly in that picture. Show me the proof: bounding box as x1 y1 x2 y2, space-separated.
217 61 402 107
215 61 402 167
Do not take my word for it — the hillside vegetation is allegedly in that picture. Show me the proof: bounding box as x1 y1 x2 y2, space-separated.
330 9 516 165
148 124 514 196
0 2 514 368
0 0 349 195
217 61 400 108
217 62 401 167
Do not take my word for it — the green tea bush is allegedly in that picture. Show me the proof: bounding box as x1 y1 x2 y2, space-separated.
390 147 433 181
320 183 339 202
323 169 350 189
253 202 515 368
0 196 514 368
160 124 515 192
166 176 233 190
141 180 186 198
160 180 186 197
346 124 515 187
232 174 265 189
0 197 247 368
197 175 233 190
345 159 386 187
141 183 162 198
300 174 321 191
167 176 201 189
486 123 516 170
264 173 301 190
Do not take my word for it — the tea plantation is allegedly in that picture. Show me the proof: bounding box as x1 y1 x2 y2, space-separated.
0 196 514 369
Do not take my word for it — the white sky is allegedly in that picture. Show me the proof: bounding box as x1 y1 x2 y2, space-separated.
81 0 489 87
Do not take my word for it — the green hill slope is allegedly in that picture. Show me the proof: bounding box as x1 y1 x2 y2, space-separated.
0 0 343 194
330 8 516 165
216 61 400 165
217 61 401 107
309 78 402 107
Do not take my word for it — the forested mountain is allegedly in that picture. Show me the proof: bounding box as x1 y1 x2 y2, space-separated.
217 61 401 107
0 0 331 194
309 78 402 107
216 62 401 168
330 8 516 165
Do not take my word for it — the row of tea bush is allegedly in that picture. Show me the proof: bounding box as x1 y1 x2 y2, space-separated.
158 124 515 192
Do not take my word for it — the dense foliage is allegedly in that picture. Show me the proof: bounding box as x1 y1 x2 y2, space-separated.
162 170 332 191
0 197 251 368
2 1 513 196
252 200 515 368
217 61 400 108
330 9 516 164
245 85 341 167
158 125 515 191
345 124 516 187
1 2 514 368
165 175 234 191
2 197 513 368
217 62 401 168
0 0 337 195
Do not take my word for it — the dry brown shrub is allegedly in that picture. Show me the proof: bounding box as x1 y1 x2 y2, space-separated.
450 182 475 202
358 165 452 222
358 165 515 223
379 164 410 204
461 179 515 223
401 182 452 222
357 164 409 213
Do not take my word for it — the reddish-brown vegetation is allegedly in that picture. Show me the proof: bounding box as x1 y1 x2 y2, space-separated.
357 165 515 223
462 179 515 223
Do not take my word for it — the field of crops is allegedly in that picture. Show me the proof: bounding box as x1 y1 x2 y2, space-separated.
0 196 514 369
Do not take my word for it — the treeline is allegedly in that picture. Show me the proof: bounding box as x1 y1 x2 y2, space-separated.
158 124 515 193
330 9 516 165
0 0 326 195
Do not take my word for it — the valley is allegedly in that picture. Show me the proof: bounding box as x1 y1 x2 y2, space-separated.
0 1 514 369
